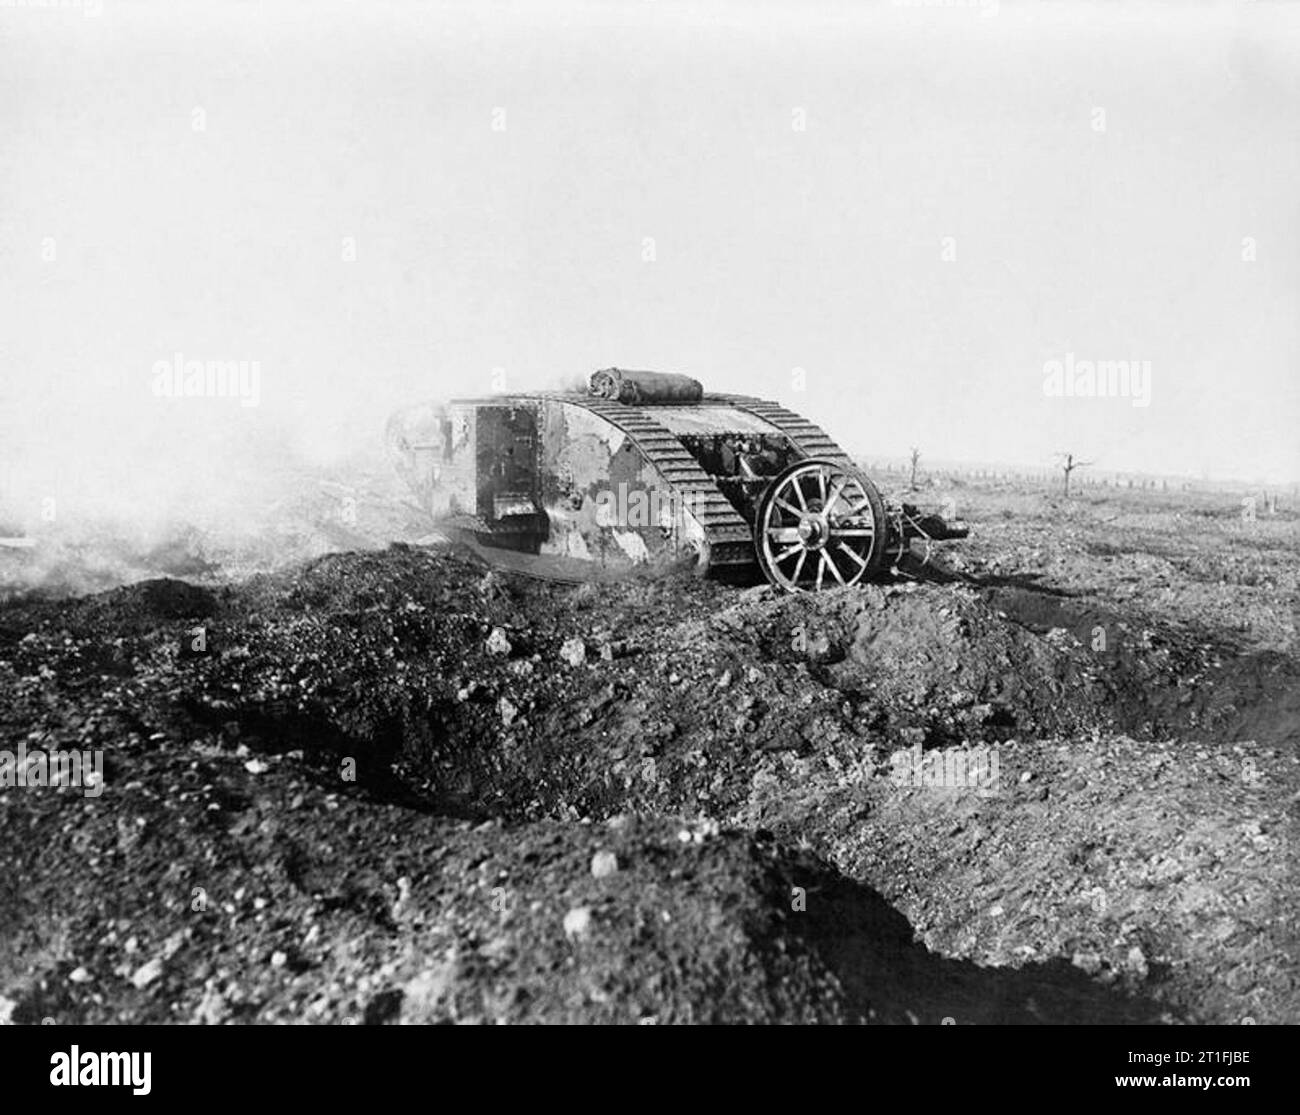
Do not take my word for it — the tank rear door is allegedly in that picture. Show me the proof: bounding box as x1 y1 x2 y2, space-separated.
475 404 548 552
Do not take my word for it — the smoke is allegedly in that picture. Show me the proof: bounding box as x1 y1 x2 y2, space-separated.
548 371 593 395
0 367 413 595
0 356 619 595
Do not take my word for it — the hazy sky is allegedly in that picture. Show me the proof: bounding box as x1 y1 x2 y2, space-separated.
2 0 1298 531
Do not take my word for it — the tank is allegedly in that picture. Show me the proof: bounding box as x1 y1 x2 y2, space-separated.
386 369 966 591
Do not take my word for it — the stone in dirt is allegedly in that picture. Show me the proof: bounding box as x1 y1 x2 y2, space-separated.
130 958 164 989
559 637 587 667
563 906 593 940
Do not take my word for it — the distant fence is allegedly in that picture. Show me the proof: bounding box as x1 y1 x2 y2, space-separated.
858 462 1298 499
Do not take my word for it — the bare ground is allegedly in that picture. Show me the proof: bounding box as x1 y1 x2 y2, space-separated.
1 479 1296 1024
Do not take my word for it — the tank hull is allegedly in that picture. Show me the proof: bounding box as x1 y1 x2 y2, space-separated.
387 371 966 588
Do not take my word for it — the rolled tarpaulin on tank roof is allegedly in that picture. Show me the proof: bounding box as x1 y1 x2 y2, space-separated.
589 368 704 405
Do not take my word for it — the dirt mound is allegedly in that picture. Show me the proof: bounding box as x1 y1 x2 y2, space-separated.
117 578 221 621
1 543 1296 1024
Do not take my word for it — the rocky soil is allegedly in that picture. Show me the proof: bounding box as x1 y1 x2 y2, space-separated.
1 482 1296 1024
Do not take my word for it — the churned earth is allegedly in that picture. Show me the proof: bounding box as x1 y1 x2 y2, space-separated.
0 481 1296 1024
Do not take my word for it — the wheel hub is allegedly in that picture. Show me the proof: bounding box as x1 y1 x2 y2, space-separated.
796 515 827 548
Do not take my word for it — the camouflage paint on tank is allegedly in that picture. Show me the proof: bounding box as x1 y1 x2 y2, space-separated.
536 400 708 571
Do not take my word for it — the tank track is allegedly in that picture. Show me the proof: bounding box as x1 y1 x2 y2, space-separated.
565 396 757 571
712 394 854 466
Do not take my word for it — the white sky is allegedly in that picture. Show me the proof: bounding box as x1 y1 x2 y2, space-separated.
1 0 1297 530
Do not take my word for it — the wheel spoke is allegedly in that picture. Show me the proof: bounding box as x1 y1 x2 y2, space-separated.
817 469 827 504
774 542 803 563
774 496 802 518
789 477 808 511
824 548 846 585
791 549 807 585
824 477 847 517
766 526 800 544
832 528 875 538
837 542 868 569
815 552 826 591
